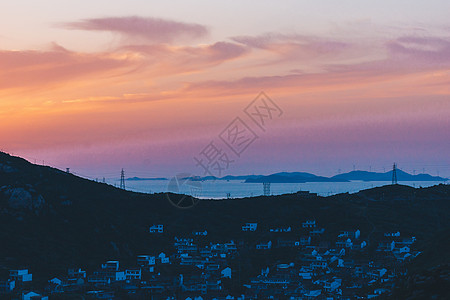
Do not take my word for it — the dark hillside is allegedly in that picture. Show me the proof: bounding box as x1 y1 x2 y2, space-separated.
0 152 449 286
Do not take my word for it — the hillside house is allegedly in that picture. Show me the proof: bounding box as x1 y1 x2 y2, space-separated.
242 223 258 231
336 238 353 248
297 191 318 198
277 239 298 248
300 236 312 246
22 291 48 300
302 220 316 228
384 231 400 237
101 261 119 271
299 269 313 280
149 224 164 233
0 279 15 293
137 255 156 271
352 241 367 250
368 268 387 280
67 268 86 279
256 241 272 250
269 226 291 233
310 261 327 269
303 290 321 299
49 278 62 285
221 267 232 279
158 252 170 264
324 279 342 292
339 229 360 239
10 269 32 283
378 241 396 252
125 268 141 280
310 228 325 236
193 230 208 236
88 269 125 284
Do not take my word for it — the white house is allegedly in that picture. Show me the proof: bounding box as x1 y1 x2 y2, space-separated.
150 224 164 233
161 257 170 264
310 261 327 269
399 246 410 253
221 267 232 279
369 268 387 280
269 226 291 233
102 261 119 271
193 230 208 236
299 270 313 280
256 241 272 250
114 271 126 281
22 292 48 300
338 229 360 239
10 269 32 282
125 269 142 280
159 252 170 264
384 231 400 237
0 280 15 292
303 290 321 298
242 223 258 231
49 278 62 285
137 255 156 266
302 220 316 228
310 228 325 236
68 268 86 278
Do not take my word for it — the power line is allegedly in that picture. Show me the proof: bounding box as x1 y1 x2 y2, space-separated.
263 182 271 196
392 163 398 185
120 168 126 190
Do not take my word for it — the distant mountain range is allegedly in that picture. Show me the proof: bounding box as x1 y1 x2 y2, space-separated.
246 170 447 183
128 170 447 183
331 170 446 182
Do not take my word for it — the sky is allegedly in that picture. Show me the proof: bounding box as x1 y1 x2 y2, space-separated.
1 0 449 179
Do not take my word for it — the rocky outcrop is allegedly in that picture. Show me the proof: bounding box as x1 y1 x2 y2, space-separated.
1 186 45 211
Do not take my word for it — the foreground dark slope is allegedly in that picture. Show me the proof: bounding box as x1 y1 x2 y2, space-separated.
0 152 449 281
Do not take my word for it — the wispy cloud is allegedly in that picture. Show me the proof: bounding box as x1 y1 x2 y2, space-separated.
231 33 350 61
182 33 450 96
62 16 208 43
123 41 249 75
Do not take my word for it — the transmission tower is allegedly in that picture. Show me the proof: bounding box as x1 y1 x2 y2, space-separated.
392 163 398 185
263 182 271 196
120 168 126 189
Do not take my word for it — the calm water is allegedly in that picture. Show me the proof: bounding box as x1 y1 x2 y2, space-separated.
119 179 446 199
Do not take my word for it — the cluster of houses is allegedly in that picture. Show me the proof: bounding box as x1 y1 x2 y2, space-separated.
0 220 419 299
0 269 49 299
238 220 417 299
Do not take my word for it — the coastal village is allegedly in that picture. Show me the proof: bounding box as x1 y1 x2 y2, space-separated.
0 216 419 299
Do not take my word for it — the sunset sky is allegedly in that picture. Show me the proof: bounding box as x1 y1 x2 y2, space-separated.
1 0 449 179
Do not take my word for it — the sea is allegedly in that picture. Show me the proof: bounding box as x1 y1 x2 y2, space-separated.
120 179 446 199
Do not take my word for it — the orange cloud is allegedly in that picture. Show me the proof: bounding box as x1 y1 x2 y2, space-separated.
62 16 208 44
0 43 136 91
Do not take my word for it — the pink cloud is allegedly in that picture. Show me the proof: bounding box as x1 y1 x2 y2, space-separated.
183 33 450 96
231 33 350 59
121 41 248 75
387 35 450 64
62 16 208 43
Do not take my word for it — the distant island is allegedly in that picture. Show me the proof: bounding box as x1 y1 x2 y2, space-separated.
124 171 447 183
247 170 447 183
182 171 447 183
